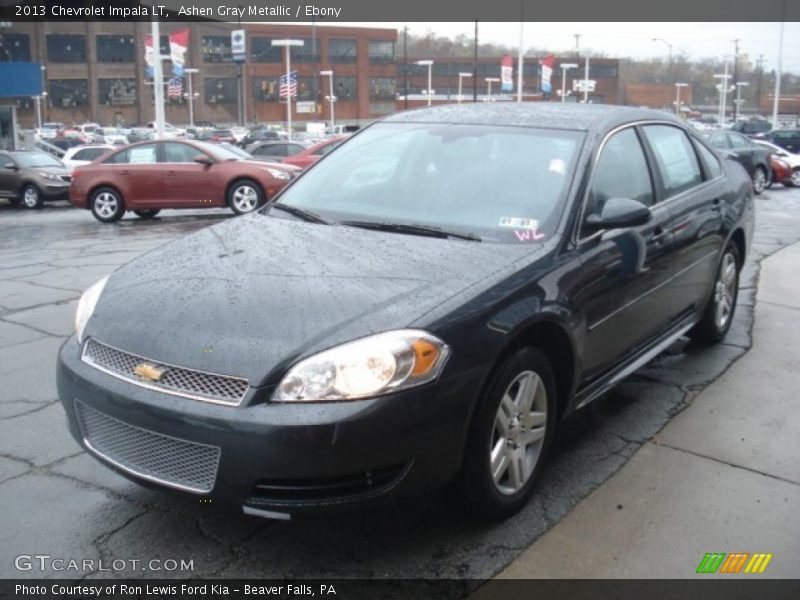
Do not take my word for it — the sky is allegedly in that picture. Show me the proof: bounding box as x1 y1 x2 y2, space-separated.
328 22 800 73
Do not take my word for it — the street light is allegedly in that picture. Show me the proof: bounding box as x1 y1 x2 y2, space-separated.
320 70 335 131
652 37 673 84
559 63 578 103
485 77 500 102
457 72 472 104
674 83 689 117
734 81 749 115
272 39 304 139
183 68 199 128
415 60 433 106
714 62 734 126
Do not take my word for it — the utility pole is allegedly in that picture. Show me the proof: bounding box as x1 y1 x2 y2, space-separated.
403 26 408 109
151 17 165 140
574 33 581 58
473 20 478 102
771 7 785 130
732 39 740 121
755 54 765 112
516 1 524 103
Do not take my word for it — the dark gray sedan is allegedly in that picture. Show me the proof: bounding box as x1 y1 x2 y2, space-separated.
58 104 753 521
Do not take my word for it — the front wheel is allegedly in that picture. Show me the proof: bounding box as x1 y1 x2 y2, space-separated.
22 184 44 209
689 242 740 345
791 168 800 188
134 209 161 219
90 187 125 223
752 167 767 195
228 179 264 215
457 347 556 520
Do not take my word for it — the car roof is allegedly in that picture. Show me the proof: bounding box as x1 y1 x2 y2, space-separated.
383 103 681 133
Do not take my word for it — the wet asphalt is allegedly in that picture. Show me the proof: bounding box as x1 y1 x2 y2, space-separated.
1 189 800 589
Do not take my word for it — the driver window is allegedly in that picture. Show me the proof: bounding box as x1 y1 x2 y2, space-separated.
163 143 201 163
583 128 653 236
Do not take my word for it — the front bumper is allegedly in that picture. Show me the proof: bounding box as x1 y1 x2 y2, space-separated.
57 338 483 516
40 182 70 200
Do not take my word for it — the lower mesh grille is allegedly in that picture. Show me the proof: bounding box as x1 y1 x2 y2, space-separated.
75 401 221 493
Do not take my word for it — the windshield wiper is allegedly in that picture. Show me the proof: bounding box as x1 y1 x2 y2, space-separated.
267 202 330 224
339 220 481 242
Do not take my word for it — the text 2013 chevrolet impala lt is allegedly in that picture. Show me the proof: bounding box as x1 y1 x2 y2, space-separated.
57 105 754 520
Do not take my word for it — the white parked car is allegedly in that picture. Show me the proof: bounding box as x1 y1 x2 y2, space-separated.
230 127 249 143
61 144 115 173
78 123 101 136
92 127 128 145
146 122 186 138
36 123 63 140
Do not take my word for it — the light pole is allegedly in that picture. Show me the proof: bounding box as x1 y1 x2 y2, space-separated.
714 61 733 126
485 77 500 102
652 37 673 84
183 68 199 128
772 2 786 130
559 63 578 103
415 60 433 106
734 81 749 117
320 69 335 131
151 17 166 140
271 39 304 139
457 72 472 103
674 83 688 117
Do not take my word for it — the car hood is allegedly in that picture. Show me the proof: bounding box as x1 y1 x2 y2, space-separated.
84 215 540 386
238 159 299 173
31 166 70 177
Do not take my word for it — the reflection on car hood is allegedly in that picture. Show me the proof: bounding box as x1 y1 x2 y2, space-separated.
85 215 537 385
32 166 70 176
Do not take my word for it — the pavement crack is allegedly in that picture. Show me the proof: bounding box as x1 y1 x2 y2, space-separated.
651 441 800 487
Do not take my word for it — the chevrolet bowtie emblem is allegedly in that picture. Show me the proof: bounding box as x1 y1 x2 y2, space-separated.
133 361 167 382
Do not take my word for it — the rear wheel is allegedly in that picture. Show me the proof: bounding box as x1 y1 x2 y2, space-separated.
22 184 44 209
457 347 556 520
752 167 767 195
689 241 740 345
791 168 800 187
90 187 125 223
134 209 160 219
228 179 264 215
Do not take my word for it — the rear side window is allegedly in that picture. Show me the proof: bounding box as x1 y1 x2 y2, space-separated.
585 127 654 231
105 144 158 164
642 125 703 198
693 140 722 179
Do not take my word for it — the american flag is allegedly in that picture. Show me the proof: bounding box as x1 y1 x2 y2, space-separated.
167 77 183 98
279 71 298 99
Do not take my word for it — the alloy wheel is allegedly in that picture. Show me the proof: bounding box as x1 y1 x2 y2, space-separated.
792 170 800 187
714 251 737 330
94 192 119 219
23 187 39 208
753 169 767 194
490 370 548 495
232 185 258 213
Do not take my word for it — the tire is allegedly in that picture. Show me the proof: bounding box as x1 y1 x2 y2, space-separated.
752 167 767 195
90 187 125 223
457 347 557 520
21 184 44 209
227 179 264 215
134 209 161 219
689 241 740 345
791 168 800 188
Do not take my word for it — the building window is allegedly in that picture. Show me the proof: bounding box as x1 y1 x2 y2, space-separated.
205 77 237 104
329 39 356 63
295 76 317 101
202 36 233 63
293 38 319 63
48 79 89 107
250 37 282 63
47 35 86 63
98 78 137 106
0 34 31 61
370 77 396 101
253 77 280 102
95 35 135 63
369 41 395 64
589 65 618 78
332 76 357 101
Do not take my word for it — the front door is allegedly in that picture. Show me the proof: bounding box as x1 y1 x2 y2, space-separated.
161 142 223 207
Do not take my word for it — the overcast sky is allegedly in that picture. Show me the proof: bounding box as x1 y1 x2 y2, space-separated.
327 22 800 73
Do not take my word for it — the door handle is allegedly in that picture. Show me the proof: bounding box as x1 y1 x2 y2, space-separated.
711 198 722 212
120 170 130 176
650 226 668 246
166 170 176 175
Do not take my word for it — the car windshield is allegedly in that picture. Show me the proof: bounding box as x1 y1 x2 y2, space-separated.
13 153 64 168
272 122 583 243
194 141 245 161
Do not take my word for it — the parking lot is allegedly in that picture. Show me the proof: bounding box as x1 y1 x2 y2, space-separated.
2 188 800 585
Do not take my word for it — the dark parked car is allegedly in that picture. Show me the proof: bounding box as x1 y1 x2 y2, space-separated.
237 129 280 148
0 150 71 208
197 129 236 144
69 140 298 222
704 130 773 194
58 104 753 520
245 141 309 163
280 136 345 169
762 128 800 153
731 119 771 138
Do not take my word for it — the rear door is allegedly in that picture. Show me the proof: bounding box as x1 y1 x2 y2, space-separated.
102 143 162 206
640 124 724 321
575 126 676 381
0 154 18 197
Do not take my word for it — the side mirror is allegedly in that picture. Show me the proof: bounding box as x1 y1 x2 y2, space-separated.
193 154 213 165
4 164 18 170
585 197 652 231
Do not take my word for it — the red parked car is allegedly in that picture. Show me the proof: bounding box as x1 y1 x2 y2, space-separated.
70 140 299 222
769 155 794 188
281 136 346 169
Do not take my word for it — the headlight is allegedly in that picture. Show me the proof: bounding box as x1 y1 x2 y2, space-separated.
273 330 450 402
75 276 109 345
39 172 60 181
263 167 291 180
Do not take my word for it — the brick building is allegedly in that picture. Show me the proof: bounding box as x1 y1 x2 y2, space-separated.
623 83 694 110
0 22 398 127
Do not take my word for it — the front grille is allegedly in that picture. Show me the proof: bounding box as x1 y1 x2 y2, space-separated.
75 401 220 494
248 463 409 506
82 338 249 406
